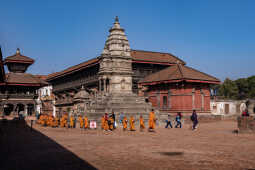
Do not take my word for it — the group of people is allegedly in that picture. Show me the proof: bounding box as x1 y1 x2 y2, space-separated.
37 114 79 128
165 110 198 130
37 109 198 131
100 109 156 132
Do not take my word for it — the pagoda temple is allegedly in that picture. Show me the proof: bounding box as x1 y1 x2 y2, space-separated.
0 48 47 116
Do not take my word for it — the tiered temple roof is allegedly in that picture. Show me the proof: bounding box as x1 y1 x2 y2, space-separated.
0 48 47 86
139 63 220 85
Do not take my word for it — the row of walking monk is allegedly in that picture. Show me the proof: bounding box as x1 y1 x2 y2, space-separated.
37 109 157 131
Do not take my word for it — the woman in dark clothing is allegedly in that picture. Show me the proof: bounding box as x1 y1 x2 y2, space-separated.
191 110 198 130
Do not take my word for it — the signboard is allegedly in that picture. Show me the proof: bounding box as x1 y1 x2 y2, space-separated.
90 120 97 129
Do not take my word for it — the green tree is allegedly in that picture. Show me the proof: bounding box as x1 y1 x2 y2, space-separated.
247 76 255 99
235 78 249 99
218 78 239 99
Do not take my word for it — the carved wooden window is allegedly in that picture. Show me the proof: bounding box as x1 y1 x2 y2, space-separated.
163 96 168 109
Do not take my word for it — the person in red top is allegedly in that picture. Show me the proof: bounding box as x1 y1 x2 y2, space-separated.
242 108 249 117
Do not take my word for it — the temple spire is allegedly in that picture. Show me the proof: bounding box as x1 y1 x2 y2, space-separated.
16 48 20 54
101 16 130 57
115 16 119 23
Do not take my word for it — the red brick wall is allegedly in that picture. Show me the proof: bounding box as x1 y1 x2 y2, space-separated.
145 83 211 113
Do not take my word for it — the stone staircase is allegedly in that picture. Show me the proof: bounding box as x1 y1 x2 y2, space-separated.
85 93 153 124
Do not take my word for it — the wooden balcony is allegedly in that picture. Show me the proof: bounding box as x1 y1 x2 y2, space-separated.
0 94 38 99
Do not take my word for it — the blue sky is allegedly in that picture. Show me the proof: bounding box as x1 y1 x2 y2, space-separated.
0 0 254 81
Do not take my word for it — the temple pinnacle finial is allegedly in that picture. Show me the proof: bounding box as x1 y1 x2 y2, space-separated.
115 16 119 23
16 48 20 54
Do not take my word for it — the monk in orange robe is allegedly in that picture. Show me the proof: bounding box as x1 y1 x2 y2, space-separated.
63 114 68 128
53 116 59 127
104 113 109 131
129 116 135 131
60 116 65 128
70 116 75 128
78 115 84 129
84 116 89 129
101 116 105 130
140 115 145 131
149 109 156 132
122 116 128 131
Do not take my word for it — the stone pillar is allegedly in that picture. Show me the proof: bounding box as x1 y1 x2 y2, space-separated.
103 78 106 93
201 90 204 111
192 88 195 110
99 79 101 93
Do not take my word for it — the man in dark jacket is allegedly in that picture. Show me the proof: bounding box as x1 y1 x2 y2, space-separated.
191 110 198 130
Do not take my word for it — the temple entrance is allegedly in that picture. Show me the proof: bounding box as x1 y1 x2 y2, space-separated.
3 104 14 116
27 104 34 116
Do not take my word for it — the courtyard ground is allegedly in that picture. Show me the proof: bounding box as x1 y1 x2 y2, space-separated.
1 118 255 170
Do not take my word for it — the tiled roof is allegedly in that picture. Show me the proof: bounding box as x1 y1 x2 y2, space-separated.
35 75 48 80
139 64 220 85
46 58 99 81
46 50 185 81
4 51 34 64
6 72 48 86
131 50 186 64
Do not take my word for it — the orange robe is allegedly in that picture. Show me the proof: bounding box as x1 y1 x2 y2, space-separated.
140 117 145 130
63 115 68 127
53 117 59 127
129 116 135 131
104 117 109 131
149 111 156 129
78 116 84 128
101 117 105 130
84 117 88 129
60 117 65 127
70 116 74 128
49 116 54 127
123 117 128 130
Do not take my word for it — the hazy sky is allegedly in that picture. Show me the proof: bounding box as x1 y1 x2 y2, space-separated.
1 0 254 81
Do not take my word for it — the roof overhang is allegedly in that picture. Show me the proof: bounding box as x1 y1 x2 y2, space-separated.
139 79 221 86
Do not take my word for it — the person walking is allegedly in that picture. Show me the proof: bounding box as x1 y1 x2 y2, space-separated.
191 110 198 130
140 115 145 131
175 112 182 128
165 114 173 128
148 109 157 132
119 112 124 125
111 112 116 129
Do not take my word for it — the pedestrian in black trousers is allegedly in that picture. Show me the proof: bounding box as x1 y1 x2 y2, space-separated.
165 114 173 128
191 110 198 130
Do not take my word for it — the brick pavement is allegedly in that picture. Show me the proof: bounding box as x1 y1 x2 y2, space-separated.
1 119 255 170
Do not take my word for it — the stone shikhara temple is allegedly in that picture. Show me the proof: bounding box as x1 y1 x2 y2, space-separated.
47 17 220 120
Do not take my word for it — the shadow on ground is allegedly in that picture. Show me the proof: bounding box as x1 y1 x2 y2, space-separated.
0 118 97 170
158 152 184 156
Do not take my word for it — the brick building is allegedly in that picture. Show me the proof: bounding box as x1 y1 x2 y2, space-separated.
139 63 220 113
